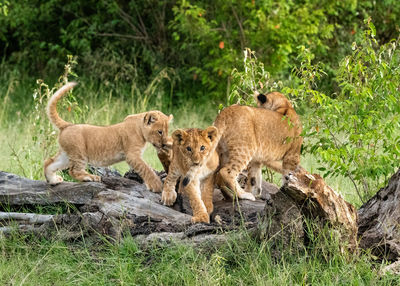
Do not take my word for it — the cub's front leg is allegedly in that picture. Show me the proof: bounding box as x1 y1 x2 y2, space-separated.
183 179 209 223
126 151 162 193
161 166 180 205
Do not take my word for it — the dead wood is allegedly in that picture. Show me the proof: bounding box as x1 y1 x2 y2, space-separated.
358 169 400 261
4 166 398 260
0 170 280 245
280 168 358 250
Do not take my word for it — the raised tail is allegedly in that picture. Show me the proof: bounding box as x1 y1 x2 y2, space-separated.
47 82 77 130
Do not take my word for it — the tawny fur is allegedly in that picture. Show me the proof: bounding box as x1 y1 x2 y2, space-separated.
156 136 173 173
44 82 173 193
214 103 302 200
254 91 301 129
241 91 303 197
161 127 219 223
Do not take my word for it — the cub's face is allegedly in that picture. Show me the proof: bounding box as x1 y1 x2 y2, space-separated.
143 111 173 149
172 127 218 167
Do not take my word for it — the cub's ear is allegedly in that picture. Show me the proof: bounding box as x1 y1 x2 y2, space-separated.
144 113 158 125
257 93 267 105
203 126 218 142
168 114 174 123
172 129 187 145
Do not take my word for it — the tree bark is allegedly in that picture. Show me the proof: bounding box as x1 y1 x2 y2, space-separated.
0 170 278 244
280 168 359 251
358 169 400 261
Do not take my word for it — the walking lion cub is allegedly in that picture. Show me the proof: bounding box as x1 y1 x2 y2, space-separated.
161 127 219 223
214 93 302 200
44 82 173 193
241 91 303 196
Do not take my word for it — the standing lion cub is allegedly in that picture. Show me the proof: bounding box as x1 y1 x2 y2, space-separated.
161 127 219 223
44 82 173 193
214 97 302 200
242 91 302 196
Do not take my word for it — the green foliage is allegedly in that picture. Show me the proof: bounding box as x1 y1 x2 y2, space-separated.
8 55 80 179
227 22 399 202
1 0 400 100
170 0 340 98
0 1 8 16
287 21 400 201
228 48 282 106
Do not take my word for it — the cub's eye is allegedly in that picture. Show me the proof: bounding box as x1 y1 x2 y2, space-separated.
158 130 163 135
200 145 205 151
186 146 192 152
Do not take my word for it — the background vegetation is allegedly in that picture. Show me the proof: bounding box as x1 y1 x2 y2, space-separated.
0 0 399 284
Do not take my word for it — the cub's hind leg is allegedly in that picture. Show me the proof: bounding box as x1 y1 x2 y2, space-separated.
44 150 70 184
245 161 262 197
217 149 256 201
68 157 100 182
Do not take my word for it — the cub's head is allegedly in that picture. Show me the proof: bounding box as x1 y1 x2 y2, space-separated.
255 91 293 116
142 111 173 149
172 126 218 167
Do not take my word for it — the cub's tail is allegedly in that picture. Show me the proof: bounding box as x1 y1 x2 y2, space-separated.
47 82 77 130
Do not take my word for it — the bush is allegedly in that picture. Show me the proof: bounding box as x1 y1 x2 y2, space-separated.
1 0 400 101
287 21 400 201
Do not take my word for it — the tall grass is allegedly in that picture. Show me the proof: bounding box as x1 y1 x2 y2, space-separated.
0 63 217 179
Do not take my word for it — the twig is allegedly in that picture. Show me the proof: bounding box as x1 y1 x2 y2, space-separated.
231 6 246 51
96 33 146 40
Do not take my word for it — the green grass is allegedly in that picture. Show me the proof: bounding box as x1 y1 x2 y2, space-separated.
1 231 398 285
0 75 396 285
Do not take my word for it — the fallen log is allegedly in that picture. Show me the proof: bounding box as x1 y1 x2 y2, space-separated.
0 170 284 245
358 169 400 261
0 167 376 256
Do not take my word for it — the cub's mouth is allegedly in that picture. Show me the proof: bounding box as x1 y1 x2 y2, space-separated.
152 143 162 149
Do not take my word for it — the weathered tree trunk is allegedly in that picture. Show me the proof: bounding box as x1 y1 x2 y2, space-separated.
0 170 282 246
358 169 400 261
6 166 398 259
280 168 359 251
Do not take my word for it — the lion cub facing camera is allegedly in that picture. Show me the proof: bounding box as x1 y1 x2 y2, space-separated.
44 82 173 192
161 127 219 223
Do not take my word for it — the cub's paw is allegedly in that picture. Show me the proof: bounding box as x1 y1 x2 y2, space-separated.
191 213 210 224
251 187 262 198
238 192 256 201
161 190 177 206
147 178 163 193
48 175 64 185
83 175 101 182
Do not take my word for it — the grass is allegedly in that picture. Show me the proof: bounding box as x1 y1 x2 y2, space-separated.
1 231 398 285
0 73 397 285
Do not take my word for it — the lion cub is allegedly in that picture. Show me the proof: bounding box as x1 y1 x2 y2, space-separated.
161 127 219 223
214 99 302 200
44 82 173 193
243 91 302 196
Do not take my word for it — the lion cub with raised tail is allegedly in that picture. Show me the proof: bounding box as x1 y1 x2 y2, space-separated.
161 127 219 223
44 82 173 193
242 91 303 196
